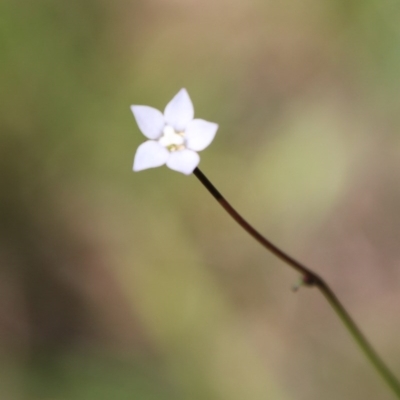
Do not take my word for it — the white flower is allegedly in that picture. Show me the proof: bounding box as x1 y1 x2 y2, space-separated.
131 88 218 175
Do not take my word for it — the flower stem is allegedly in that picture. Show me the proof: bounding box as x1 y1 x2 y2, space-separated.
193 167 400 398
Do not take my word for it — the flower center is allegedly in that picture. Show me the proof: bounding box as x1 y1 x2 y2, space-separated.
158 125 185 151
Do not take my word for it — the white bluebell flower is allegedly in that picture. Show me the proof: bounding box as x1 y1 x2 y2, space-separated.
131 89 218 175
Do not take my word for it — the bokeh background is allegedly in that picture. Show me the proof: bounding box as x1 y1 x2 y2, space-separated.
1 1 400 399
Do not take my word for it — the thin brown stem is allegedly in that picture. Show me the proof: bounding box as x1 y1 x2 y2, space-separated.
193 167 400 398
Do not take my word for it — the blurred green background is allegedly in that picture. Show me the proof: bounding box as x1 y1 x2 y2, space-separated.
1 1 400 399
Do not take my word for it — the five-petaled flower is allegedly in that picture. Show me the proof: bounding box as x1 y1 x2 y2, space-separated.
131 88 218 175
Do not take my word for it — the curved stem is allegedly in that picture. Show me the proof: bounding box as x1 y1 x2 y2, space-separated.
193 167 400 398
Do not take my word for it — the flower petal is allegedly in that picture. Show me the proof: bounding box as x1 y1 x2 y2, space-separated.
166 149 200 175
133 141 169 171
185 119 218 151
131 105 165 139
164 88 194 132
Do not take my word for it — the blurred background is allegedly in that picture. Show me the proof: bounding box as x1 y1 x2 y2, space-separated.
1 0 400 399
